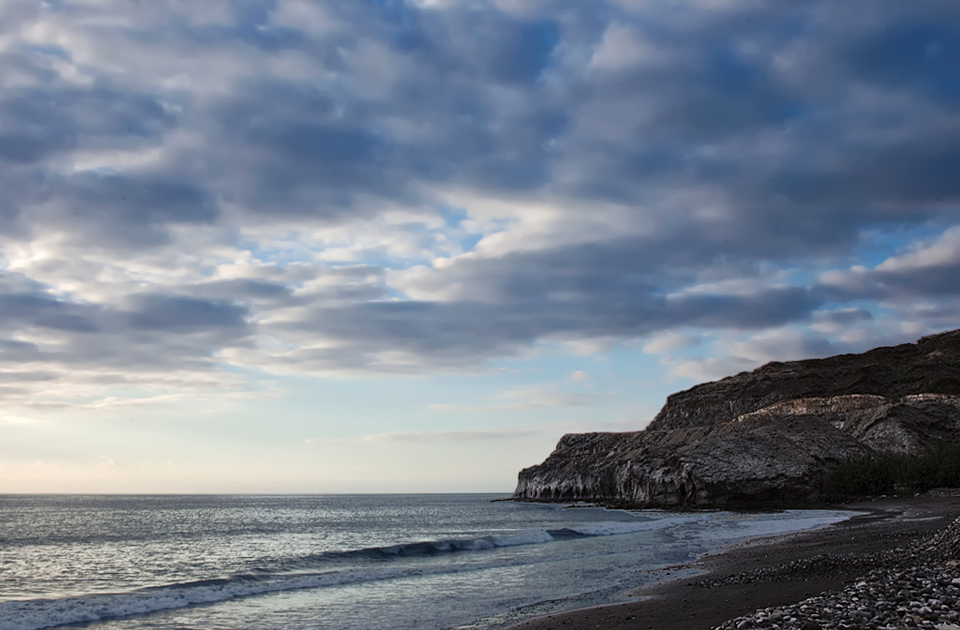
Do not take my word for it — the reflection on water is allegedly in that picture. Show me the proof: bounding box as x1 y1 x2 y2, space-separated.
0 494 855 630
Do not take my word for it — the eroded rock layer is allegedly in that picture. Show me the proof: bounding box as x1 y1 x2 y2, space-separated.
512 330 960 507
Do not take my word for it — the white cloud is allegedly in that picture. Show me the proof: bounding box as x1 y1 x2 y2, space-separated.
0 0 957 439
642 331 700 354
876 226 960 273
1 415 37 425
562 338 617 357
360 429 538 442
270 0 341 35
428 385 607 413
669 355 758 382
306 428 539 444
589 23 671 73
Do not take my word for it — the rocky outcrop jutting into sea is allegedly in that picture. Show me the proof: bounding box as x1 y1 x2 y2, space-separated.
512 330 960 508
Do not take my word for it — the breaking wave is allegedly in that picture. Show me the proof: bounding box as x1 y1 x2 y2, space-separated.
0 519 679 630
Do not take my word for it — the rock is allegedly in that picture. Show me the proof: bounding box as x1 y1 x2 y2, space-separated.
511 330 960 508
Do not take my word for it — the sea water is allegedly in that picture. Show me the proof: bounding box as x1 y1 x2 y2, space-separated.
0 494 855 630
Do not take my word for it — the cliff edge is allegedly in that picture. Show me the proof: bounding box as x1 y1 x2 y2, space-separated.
512 330 960 508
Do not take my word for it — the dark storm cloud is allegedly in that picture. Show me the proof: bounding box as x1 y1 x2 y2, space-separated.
0 272 253 374
194 4 567 215
124 295 248 332
269 279 825 371
206 81 392 218
7 0 959 225
0 338 47 364
549 1 960 243
184 279 295 302
0 45 185 245
0 289 100 333
845 20 960 98
414 10 559 85
1 0 959 375
0 83 173 164
813 308 874 327
48 173 217 247
0 87 78 164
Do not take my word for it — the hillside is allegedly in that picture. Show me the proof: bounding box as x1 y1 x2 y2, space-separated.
512 330 960 507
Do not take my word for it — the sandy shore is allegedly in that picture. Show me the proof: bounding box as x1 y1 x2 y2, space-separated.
505 495 960 630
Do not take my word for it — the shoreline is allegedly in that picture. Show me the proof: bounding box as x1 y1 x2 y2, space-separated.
504 494 960 630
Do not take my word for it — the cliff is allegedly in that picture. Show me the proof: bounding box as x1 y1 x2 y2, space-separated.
512 330 960 508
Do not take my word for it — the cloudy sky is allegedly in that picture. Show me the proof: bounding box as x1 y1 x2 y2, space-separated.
1 0 958 493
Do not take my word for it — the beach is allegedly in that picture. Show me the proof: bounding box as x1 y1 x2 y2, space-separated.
507 494 960 630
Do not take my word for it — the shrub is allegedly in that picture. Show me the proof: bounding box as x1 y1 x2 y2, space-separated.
826 441 960 498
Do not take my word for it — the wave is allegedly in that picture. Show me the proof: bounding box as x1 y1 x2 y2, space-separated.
0 569 401 630
281 519 687 568
0 519 680 630
329 528 557 559
565 517 691 537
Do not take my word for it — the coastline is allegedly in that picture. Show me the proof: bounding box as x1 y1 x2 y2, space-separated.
504 495 960 630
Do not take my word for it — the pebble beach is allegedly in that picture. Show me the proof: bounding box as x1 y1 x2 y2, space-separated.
716 507 960 630
508 494 960 630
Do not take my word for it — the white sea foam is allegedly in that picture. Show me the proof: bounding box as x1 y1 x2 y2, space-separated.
369 528 556 557
0 567 429 630
488 528 556 547
568 517 691 537
692 510 856 542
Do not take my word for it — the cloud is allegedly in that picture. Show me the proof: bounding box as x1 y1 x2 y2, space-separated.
305 428 539 444
261 271 828 373
361 429 540 442
817 227 960 308
0 0 957 396
666 322 930 382
669 355 760 382
1 414 37 425
428 386 607 413
643 331 701 354
123 294 248 333
21 391 265 412
0 269 259 403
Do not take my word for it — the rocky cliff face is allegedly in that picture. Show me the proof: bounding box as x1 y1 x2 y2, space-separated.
512 330 960 508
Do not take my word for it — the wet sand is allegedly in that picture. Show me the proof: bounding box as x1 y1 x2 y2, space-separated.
506 495 960 630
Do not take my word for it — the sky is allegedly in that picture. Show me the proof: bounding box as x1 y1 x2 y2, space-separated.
1 0 959 493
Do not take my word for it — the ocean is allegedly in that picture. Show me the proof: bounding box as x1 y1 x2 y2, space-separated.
0 494 855 630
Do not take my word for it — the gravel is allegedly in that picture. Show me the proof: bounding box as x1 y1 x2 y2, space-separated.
714 517 960 630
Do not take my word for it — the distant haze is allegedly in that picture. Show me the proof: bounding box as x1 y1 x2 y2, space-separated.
0 0 958 493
